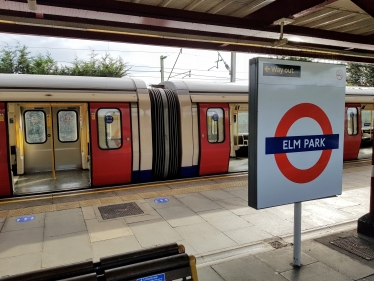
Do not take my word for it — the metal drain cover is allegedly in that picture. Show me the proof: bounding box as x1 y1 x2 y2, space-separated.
330 236 374 260
98 202 144 220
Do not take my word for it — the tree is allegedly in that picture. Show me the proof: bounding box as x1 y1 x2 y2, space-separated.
347 63 374 87
276 56 313 62
0 44 130 77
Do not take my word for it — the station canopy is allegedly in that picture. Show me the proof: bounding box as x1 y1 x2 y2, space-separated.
1 0 374 63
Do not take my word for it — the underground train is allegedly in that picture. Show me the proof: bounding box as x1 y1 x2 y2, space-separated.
0 74 373 197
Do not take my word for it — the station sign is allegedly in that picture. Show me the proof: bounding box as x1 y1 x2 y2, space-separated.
248 58 345 209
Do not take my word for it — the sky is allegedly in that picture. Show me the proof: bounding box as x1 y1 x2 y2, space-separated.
0 32 262 86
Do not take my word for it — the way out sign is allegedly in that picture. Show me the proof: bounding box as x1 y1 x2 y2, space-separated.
248 58 345 209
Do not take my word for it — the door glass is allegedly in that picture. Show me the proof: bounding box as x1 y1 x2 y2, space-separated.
97 108 122 149
347 107 358 136
58 110 78 142
24 111 47 144
207 108 225 143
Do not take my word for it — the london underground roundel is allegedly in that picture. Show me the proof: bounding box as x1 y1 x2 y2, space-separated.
265 103 339 184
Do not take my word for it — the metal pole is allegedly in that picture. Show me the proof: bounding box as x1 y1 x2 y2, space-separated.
160 55 166 82
293 202 302 267
230 52 236 82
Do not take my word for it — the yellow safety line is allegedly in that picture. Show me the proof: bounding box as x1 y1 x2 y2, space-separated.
0 173 245 205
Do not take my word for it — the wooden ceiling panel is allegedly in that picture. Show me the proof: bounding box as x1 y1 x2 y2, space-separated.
322 13 370 31
292 8 339 26
304 10 355 28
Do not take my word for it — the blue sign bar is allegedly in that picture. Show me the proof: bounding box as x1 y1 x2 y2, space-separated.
265 134 339 155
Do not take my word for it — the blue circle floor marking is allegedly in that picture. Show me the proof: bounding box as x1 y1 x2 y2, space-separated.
154 198 169 204
16 215 36 223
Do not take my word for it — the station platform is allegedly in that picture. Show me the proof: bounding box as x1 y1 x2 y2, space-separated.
0 160 373 280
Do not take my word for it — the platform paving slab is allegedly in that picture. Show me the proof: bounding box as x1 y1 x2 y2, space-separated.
1 213 45 232
198 208 251 232
128 219 183 248
211 255 288 281
255 247 317 273
223 187 248 201
44 209 86 237
199 189 237 201
302 240 374 280
0 227 43 259
175 222 237 254
302 204 358 223
197 267 225 281
156 205 206 227
215 197 259 216
82 206 96 220
42 231 92 268
223 225 274 245
174 193 222 212
85 218 133 242
0 252 42 278
280 262 351 281
242 211 294 236
339 204 370 216
91 236 141 262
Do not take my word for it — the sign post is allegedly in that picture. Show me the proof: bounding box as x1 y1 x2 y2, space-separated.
248 58 345 267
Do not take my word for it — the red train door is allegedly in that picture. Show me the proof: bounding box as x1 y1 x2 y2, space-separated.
199 103 230 175
0 103 11 196
90 103 132 186
343 103 362 160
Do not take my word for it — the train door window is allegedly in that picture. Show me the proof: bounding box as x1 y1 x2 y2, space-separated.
58 110 78 142
97 108 122 149
207 108 224 143
347 107 358 135
24 111 47 144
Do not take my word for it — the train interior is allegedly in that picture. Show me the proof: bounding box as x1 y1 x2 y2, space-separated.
229 103 249 173
358 103 374 159
8 103 91 195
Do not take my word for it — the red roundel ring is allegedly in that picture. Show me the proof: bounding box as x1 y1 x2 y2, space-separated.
274 103 333 184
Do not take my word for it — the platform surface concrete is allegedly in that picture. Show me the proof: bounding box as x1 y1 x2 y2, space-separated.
0 160 372 280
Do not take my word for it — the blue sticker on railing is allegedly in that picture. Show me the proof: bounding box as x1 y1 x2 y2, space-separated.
105 115 114 124
137 273 166 281
154 198 169 204
16 216 36 223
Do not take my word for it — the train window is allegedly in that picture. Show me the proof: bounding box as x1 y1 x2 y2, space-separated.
24 111 47 144
58 110 78 142
238 112 248 134
347 107 358 136
97 108 122 149
207 108 224 143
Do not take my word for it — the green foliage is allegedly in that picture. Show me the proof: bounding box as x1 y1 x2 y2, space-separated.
276 56 313 62
0 44 130 77
347 63 374 87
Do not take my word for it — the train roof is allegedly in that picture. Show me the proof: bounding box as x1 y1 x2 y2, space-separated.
345 87 374 103
0 74 146 91
159 80 248 94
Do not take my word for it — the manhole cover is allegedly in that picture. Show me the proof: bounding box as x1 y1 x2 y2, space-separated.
269 241 288 249
330 236 374 260
98 202 144 220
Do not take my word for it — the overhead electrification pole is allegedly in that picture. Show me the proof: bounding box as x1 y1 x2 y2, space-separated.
160 55 167 82
230 52 236 82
